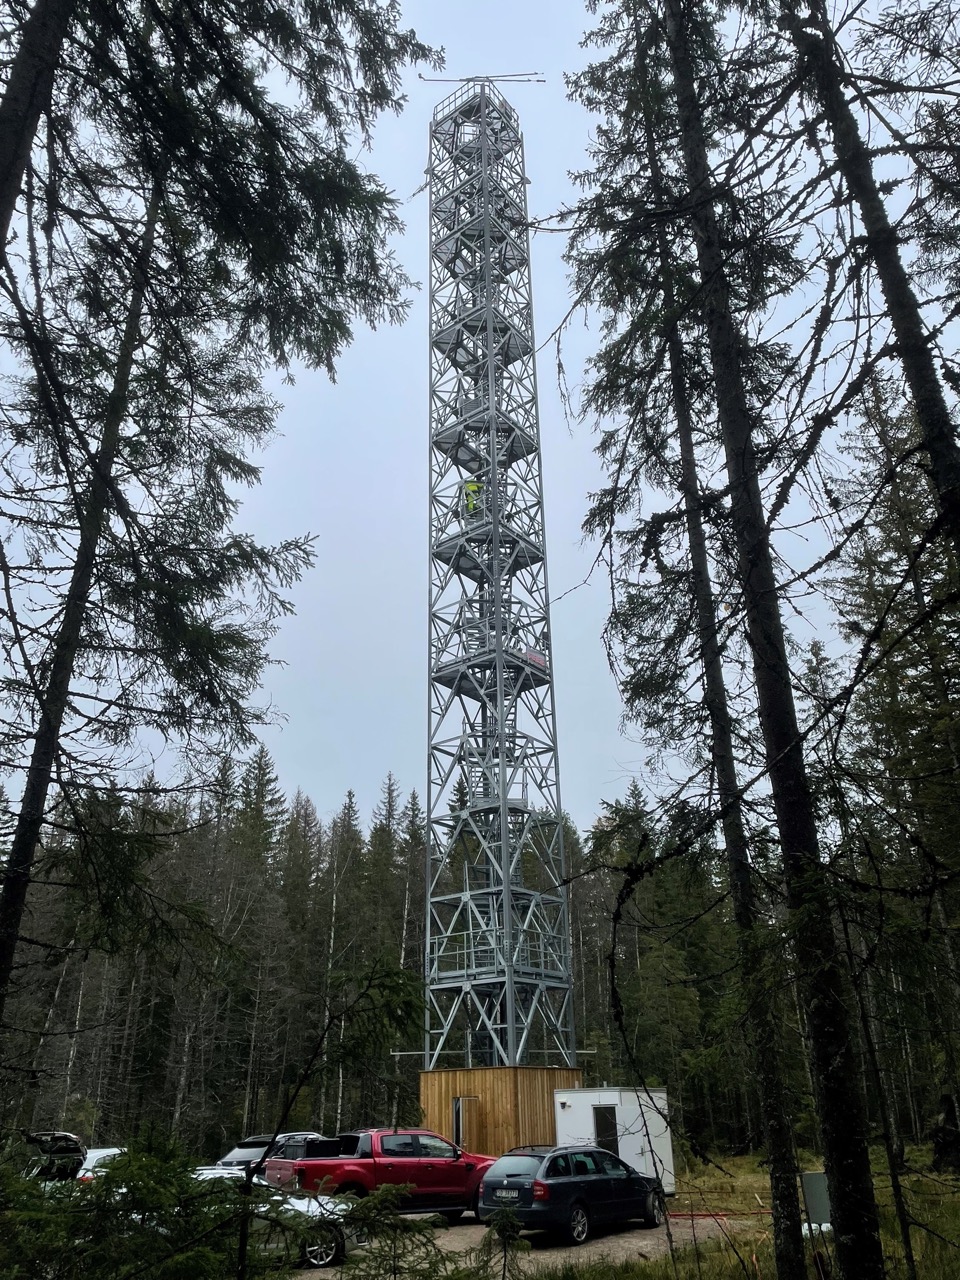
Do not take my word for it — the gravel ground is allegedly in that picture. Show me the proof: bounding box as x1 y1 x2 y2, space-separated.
433 1214 741 1272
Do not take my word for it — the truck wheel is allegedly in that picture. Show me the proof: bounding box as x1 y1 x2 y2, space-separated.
300 1226 344 1269
643 1188 665 1228
566 1202 590 1245
337 1183 367 1199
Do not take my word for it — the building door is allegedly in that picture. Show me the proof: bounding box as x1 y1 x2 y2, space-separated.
453 1095 479 1150
593 1104 619 1157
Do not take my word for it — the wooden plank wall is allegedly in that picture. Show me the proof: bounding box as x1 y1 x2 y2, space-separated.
420 1067 582 1157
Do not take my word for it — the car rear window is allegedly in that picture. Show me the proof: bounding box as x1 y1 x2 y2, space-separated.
221 1144 268 1163
487 1155 542 1178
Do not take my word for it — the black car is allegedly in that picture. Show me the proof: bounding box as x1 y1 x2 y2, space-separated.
22 1130 87 1182
217 1134 275 1171
477 1144 664 1244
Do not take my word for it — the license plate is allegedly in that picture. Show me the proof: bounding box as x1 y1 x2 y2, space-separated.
495 1188 519 1200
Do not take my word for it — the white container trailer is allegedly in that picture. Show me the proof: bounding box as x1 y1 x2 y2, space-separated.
553 1086 675 1195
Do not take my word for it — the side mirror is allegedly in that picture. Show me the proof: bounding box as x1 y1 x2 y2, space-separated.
453 1148 463 1161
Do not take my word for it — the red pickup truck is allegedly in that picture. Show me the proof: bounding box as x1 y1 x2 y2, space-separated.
263 1128 494 1220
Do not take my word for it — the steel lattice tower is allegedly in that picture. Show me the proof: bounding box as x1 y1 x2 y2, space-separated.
425 82 576 1071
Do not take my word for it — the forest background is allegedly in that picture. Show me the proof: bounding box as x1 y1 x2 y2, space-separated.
0 0 959 1278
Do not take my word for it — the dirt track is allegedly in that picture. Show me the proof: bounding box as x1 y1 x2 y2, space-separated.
434 1213 749 1272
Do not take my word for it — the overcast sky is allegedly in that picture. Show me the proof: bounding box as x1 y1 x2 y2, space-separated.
233 0 647 834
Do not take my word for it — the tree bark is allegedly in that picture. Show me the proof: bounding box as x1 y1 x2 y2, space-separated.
0 187 159 1030
0 0 77 248
661 0 884 1273
782 4 960 553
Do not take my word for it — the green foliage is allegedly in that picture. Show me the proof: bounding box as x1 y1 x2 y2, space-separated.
573 796 770 1154
470 1209 530 1280
0 1150 235 1278
0 0 440 1047
345 1196 530 1280
346 1187 467 1280
1 1146 439 1278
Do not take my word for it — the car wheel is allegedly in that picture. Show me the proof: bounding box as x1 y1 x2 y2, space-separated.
300 1226 344 1268
643 1188 665 1228
443 1208 465 1224
566 1202 590 1246
472 1189 482 1222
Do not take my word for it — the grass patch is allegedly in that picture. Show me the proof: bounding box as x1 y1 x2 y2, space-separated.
530 1152 960 1280
530 1240 772 1280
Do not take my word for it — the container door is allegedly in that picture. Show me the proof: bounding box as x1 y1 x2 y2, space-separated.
593 1105 619 1157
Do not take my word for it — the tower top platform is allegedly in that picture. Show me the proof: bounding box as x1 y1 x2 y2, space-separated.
432 79 519 126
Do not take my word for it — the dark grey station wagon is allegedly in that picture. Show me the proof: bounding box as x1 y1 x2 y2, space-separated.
477 1144 664 1244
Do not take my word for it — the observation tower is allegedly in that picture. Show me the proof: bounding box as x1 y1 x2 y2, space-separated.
424 81 576 1075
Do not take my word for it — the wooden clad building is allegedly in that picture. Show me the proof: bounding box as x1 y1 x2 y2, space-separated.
420 1066 582 1157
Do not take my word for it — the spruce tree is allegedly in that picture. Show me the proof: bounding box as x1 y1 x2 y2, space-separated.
568 3 806 1269
0 0 436 1034
568 0 886 1270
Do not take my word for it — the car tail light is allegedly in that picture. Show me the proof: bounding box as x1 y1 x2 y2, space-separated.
532 1180 550 1201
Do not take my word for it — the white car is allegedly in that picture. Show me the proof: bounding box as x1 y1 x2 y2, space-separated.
193 1166 365 1269
77 1147 125 1181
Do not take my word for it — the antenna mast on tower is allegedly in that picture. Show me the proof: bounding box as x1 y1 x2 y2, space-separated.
425 81 576 1070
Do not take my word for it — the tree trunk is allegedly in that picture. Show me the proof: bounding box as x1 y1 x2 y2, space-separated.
0 185 160 1030
17 927 76 1127
631 29 807 1272
58 960 85 1129
117 960 142 1137
0 0 77 248
317 855 339 1129
782 3 960 553
390 858 414 1125
662 0 884 1273
840 913 917 1280
172 1023 193 1138
334 1019 345 1131
243 956 264 1134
